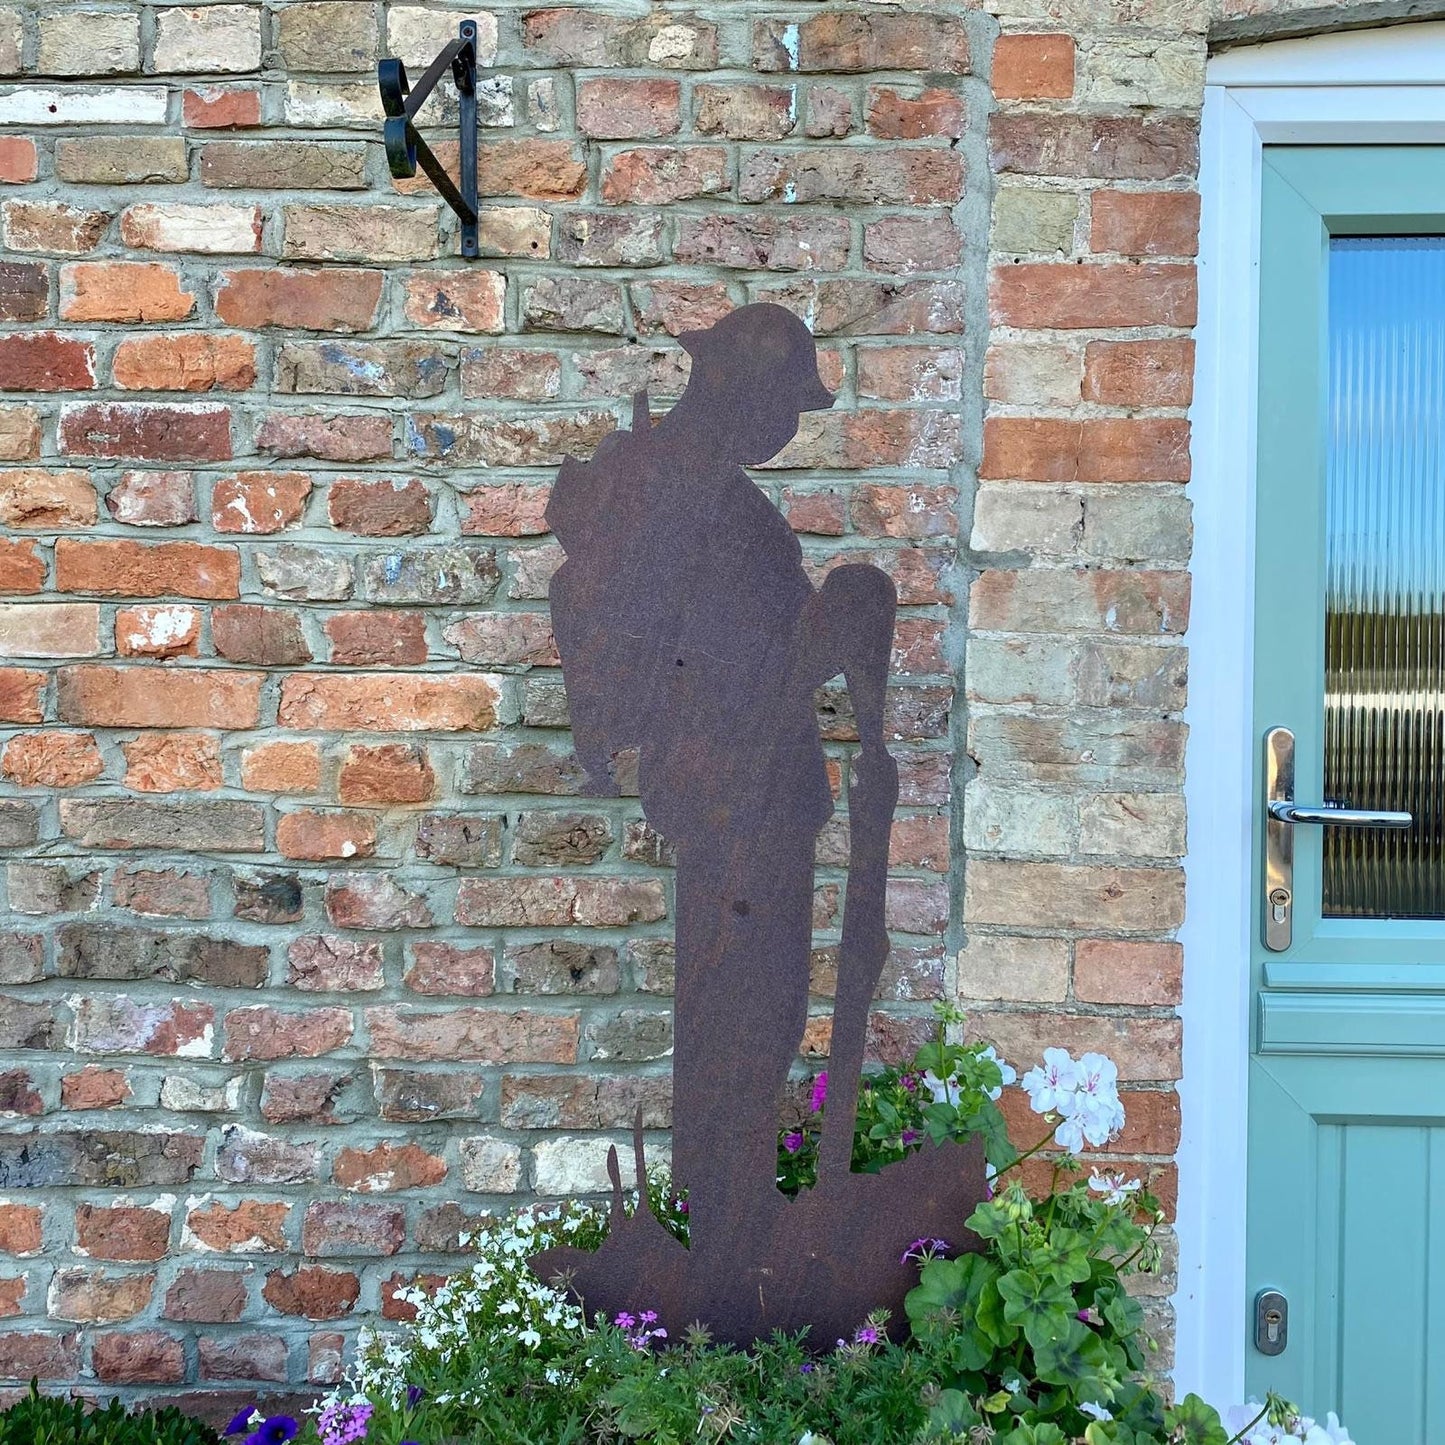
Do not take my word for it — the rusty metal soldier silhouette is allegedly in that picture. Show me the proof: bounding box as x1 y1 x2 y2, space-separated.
533 304 983 1344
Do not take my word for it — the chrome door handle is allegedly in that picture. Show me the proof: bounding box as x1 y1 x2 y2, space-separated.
1268 800 1413 827
1262 726 1414 951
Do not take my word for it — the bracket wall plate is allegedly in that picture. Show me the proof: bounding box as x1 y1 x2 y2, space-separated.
378 18 480 258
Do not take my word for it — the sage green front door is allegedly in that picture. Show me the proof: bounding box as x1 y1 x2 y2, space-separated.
1249 147 1445 1442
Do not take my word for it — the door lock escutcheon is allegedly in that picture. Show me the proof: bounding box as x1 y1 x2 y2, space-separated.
1262 727 1412 951
1254 1289 1288 1356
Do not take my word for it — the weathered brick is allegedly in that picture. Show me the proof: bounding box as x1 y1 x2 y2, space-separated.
276 2 380 70
1090 188 1200 256
414 813 503 868
223 1007 352 1062
262 1266 358 1319
61 262 194 323
674 214 849 272
867 86 964 140
276 811 376 862
278 673 499 732
58 923 266 986
0 1331 80 1379
3 731 104 788
113 334 256 392
982 418 1191 483
1083 337 1195 407
602 146 730 205
577 78 680 138
92 1330 185 1385
256 411 393 463
332 1142 446 1193
202 141 366 190
754 13 970 73
57 665 259 729
456 876 665 928
459 1136 524 1192
0 138 37 183
198 1331 288 1381
241 742 320 795
55 137 186 186
301 1200 404 1254
114 867 211 919
61 1066 130 1109
257 544 355 601
0 540 43 594
260 1069 359 1125
183 85 262 129
215 268 382 331
338 743 434 805
2 200 112 254
741 147 963 205
374 1067 484 1122
58 403 231 464
107 471 197 527
459 350 561 403
523 10 716 69
994 34 1075 99
120 203 262 255
283 204 438 264
366 1006 580 1063
122 732 223 793
990 114 1198 180
153 5 262 74
325 611 427 667
0 603 100 658
556 212 666 268
0 262 47 322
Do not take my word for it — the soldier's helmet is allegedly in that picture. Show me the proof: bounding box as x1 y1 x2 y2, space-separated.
679 303 835 415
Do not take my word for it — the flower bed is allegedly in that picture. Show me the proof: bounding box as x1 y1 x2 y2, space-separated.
26 1008 1354 1445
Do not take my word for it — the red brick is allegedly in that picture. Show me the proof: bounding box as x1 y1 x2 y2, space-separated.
107 470 197 527
122 732 223 792
301 1200 405 1255
61 1067 131 1110
287 935 384 992
0 1203 42 1254
183 85 263 129
278 674 499 732
0 541 43 594
324 611 427 668
404 942 495 996
325 874 430 930
0 601 100 657
222 1005 353 1061
990 114 1199 181
211 471 311 534
58 402 232 463
2 731 105 788
0 263 48 323
50 1269 153 1324
241 740 321 794
163 1267 248 1322
0 334 95 392
991 262 1195 329
327 478 430 536
2 201 111 255
755 13 970 73
255 411 393 463
113 334 256 392
993 34 1075 100
185 1199 289 1254
60 262 195 323
0 139 37 184
76 1204 170 1263
981 417 1190 483
338 744 434 805
456 876 666 928
402 272 506 333
1074 939 1183 1005
459 349 562 402
57 665 261 729
366 1006 580 1063
0 1332 80 1379
56 539 239 598
115 604 202 658
262 1267 359 1320
215 268 383 331
198 1332 287 1381
333 1142 446 1192
1090 189 1200 257
0 1277 23 1316
0 469 97 528
276 811 376 862
1083 338 1195 407
92 1330 184 1385
212 603 311 665
478 139 587 200
460 483 551 537
866 87 964 140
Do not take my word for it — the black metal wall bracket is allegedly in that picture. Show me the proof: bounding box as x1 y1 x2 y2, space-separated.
379 19 480 258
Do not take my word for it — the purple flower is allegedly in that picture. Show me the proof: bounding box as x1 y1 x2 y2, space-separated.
900 1072 918 1092
614 1311 636 1330
901 1237 950 1264
900 1129 919 1146
406 1385 424 1408
318 1403 373 1445
853 1323 881 1346
800 1362 815 1374
783 1130 804 1154
810 1071 828 1113
245 1419 298 1445
225 1409 256 1437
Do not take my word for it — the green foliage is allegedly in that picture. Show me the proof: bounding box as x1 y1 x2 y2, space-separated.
776 1003 1016 1195
0 1385 219 1445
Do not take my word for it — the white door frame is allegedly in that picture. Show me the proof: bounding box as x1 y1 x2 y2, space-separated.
1176 20 1445 1404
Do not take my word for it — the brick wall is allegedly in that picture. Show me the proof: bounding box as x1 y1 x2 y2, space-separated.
0 0 1352 1404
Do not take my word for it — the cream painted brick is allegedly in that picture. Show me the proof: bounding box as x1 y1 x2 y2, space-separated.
386 8 499 70
0 603 102 658
971 483 1083 557
992 186 1077 255
965 635 1075 706
121 203 263 255
984 342 1082 406
160 1075 242 1112
39 11 142 76
957 933 1069 1003
153 5 263 75
0 87 169 126
284 81 385 127
1078 36 1206 109
283 204 438 263
1079 791 1187 858
963 779 1073 855
533 1136 672 1195
458 1136 524 1193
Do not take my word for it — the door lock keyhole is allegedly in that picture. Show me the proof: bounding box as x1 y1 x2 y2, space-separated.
1269 887 1291 927
1254 1289 1288 1356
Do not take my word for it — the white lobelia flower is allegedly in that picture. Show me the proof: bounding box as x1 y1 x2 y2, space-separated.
979 1045 1017 1101
1021 1047 1080 1115
921 1069 962 1106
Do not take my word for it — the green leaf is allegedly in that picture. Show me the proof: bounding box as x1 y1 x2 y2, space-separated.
1164 1394 1230 1445
926 1388 980 1436
996 1268 1074 1339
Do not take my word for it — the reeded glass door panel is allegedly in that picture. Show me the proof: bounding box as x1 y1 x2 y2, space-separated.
1325 236 1445 917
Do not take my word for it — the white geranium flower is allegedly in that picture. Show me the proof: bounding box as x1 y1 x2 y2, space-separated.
921 1069 962 1106
1088 1172 1142 1206
979 1044 1016 1101
1021 1047 1080 1115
